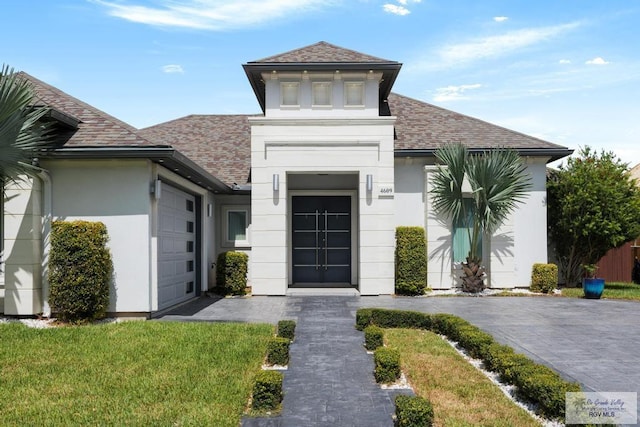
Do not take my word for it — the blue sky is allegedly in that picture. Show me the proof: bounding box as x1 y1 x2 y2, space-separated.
2 0 638 166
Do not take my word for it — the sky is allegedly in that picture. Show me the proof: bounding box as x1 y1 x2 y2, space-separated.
2 0 639 167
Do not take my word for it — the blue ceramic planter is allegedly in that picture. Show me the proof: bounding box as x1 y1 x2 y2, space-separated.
583 278 605 299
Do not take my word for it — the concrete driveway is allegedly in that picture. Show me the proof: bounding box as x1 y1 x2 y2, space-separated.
159 295 640 424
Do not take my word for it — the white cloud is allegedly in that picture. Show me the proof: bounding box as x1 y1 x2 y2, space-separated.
91 0 330 30
433 83 482 102
586 57 610 65
162 64 184 74
397 0 421 5
494 16 508 22
433 22 581 68
559 59 572 64
383 4 410 15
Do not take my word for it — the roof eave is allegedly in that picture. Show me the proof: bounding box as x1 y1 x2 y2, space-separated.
40 147 233 193
243 62 402 113
395 147 574 163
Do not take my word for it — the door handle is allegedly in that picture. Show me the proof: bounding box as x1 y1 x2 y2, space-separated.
315 210 319 271
324 210 328 271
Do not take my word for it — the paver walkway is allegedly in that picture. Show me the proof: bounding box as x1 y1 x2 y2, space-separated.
159 294 640 425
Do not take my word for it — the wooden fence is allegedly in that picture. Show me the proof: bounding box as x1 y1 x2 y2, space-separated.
596 240 640 282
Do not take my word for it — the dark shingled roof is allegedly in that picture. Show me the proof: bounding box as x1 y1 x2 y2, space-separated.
140 93 569 187
19 72 155 147
388 93 567 151
139 115 256 186
250 41 396 64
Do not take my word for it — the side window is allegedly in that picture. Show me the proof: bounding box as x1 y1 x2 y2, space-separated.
452 199 482 263
222 206 250 247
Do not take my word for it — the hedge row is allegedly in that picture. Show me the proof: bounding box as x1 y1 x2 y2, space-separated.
356 308 581 421
251 320 297 412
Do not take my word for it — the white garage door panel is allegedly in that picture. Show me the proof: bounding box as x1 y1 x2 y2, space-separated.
157 184 197 310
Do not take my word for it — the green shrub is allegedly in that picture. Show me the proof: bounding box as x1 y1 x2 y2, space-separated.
483 342 516 373
251 370 283 411
356 308 373 331
48 220 112 322
370 309 432 330
394 395 434 427
453 325 495 360
364 325 384 351
374 347 401 383
277 320 296 340
430 313 469 337
530 263 558 293
215 251 249 295
515 364 581 419
266 337 290 366
395 227 428 295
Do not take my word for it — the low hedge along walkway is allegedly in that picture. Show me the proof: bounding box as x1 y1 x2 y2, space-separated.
356 308 581 423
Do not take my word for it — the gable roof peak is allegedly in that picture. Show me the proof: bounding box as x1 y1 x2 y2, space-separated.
249 41 398 64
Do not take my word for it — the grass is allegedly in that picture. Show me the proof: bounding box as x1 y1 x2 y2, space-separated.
0 321 273 426
384 328 540 427
561 281 640 300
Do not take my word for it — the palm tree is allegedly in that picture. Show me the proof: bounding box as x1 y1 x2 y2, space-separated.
0 64 52 183
431 143 531 292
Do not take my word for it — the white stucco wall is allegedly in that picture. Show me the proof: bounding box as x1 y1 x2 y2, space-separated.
214 194 251 288
250 117 396 295
45 159 152 313
401 158 550 290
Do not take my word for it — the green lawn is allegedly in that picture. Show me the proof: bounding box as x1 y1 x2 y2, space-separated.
0 321 273 426
385 328 540 427
561 281 640 300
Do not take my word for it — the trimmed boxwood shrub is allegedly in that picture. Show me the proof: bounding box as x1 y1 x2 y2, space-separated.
371 309 432 330
215 251 248 295
364 325 384 351
356 308 373 331
266 337 290 366
530 263 558 293
394 395 434 427
251 370 283 411
48 220 112 322
374 347 401 383
395 227 428 295
277 320 296 341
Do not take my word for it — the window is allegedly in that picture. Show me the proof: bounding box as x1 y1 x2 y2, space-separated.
344 82 364 106
222 206 250 247
281 82 299 106
186 199 194 212
312 82 332 106
186 281 194 294
452 199 482 263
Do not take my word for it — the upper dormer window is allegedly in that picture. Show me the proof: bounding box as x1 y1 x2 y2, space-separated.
344 82 364 106
312 82 332 106
281 82 300 106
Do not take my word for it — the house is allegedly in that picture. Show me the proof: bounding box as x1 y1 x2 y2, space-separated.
0 42 572 317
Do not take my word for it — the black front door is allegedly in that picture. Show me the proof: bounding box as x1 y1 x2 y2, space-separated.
292 196 351 284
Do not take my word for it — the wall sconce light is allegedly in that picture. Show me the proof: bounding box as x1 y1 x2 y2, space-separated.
366 174 373 192
207 203 213 217
151 179 162 199
273 174 279 192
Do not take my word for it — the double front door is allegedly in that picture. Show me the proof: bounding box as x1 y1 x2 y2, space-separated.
292 196 351 284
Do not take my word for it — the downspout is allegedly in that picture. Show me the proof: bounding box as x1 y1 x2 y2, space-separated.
27 160 52 317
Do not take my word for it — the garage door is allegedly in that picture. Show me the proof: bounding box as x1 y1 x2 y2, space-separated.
158 183 197 311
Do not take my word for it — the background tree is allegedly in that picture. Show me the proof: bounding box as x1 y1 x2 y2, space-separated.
547 146 640 286
0 64 52 182
431 143 531 292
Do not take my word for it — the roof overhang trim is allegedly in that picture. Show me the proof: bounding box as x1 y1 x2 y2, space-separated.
395 148 574 163
40 147 232 193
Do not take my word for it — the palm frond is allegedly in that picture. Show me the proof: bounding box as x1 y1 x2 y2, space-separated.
0 64 53 182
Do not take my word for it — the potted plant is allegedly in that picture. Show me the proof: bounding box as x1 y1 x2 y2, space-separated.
582 264 605 299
